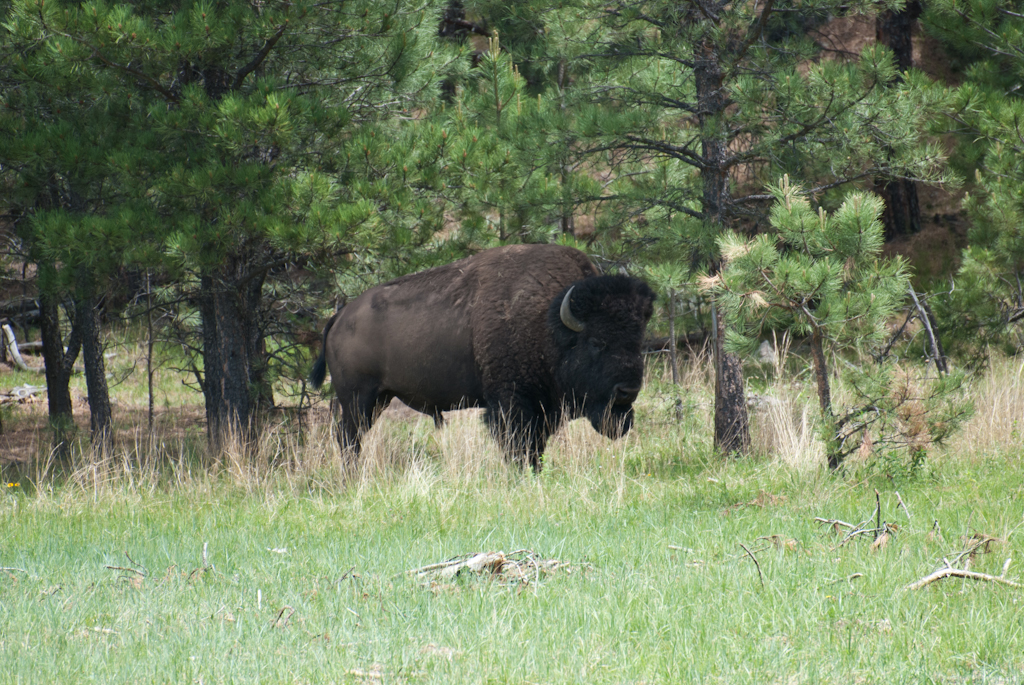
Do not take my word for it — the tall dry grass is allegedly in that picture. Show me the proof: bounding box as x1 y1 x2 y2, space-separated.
949 355 1024 457
10 349 1024 494
744 333 827 470
750 391 825 469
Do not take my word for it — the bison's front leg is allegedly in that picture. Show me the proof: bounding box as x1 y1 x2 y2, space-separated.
485 400 552 472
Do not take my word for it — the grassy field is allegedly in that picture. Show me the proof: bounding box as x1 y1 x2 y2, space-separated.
2 352 1023 684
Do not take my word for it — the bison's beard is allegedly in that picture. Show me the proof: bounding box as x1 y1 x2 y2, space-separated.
588 403 634 439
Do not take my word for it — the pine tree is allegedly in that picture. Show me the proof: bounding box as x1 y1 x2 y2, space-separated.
925 0 1024 361
0 3 148 451
1 0 457 449
711 177 969 468
543 0 952 454
441 33 595 248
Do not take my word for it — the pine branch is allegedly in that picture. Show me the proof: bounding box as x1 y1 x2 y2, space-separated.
232 24 289 91
685 0 722 24
35 10 180 104
619 134 707 167
729 0 776 67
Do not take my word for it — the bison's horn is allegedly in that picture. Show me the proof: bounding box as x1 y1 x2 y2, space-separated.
559 287 585 332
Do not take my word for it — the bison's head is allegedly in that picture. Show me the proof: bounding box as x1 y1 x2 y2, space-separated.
548 275 655 439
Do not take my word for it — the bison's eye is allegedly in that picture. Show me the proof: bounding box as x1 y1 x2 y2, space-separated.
589 338 607 353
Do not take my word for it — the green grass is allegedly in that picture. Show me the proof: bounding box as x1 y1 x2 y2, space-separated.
2 346 1023 683
3 446 1023 684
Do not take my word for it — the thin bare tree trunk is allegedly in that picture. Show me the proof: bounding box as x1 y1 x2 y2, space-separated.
809 327 832 418
809 327 841 469
39 292 81 457
668 289 683 421
696 36 750 454
76 291 113 449
909 286 948 374
712 302 750 453
667 289 680 386
146 270 155 433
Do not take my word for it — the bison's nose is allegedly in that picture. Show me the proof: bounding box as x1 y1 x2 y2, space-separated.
613 383 640 406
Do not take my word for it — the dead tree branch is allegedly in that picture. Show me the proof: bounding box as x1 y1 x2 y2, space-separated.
905 567 1022 591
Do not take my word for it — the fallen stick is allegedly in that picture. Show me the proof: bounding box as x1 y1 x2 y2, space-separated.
406 550 568 585
905 567 1023 591
838 526 882 548
814 517 857 530
106 551 147 577
406 555 475 577
271 605 295 628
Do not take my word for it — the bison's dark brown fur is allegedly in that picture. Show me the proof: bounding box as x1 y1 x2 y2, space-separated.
309 244 655 470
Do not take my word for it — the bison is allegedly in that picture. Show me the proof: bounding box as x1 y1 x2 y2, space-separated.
309 244 655 470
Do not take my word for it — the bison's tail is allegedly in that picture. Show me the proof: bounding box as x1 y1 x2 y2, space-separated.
308 310 341 390
309 353 328 390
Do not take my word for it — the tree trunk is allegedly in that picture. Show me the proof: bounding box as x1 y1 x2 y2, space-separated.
696 36 750 454
876 2 921 73
909 286 948 374
712 302 750 454
199 273 253 451
38 293 81 456
242 270 274 414
199 274 224 444
876 176 921 240
198 255 272 452
809 327 832 418
557 58 576 236
809 327 841 469
76 291 113 449
146 270 155 432
875 1 923 240
667 289 680 386
437 0 467 103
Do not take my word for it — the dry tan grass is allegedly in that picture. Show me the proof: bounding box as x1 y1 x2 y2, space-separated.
950 355 1024 457
750 388 825 470
9 349 1022 490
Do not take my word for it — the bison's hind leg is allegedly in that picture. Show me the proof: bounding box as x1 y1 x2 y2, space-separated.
335 384 388 465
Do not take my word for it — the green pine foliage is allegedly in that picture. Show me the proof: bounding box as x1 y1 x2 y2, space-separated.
925 0 1024 362
481 0 959 454
0 0 989 459
711 177 970 468
557 0 952 262
1 0 462 434
711 177 907 364
440 33 594 248
0 0 153 287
